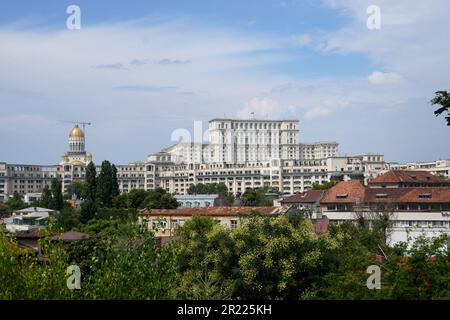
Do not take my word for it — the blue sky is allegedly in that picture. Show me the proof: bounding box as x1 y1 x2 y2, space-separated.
0 0 449 165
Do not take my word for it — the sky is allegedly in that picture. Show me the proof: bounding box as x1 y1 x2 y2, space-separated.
0 0 449 165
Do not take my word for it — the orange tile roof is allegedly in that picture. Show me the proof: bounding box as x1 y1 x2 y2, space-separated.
321 180 366 203
365 187 450 203
139 206 279 217
369 170 449 185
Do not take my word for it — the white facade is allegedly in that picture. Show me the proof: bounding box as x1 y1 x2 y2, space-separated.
5 118 448 201
322 211 450 245
2 207 54 233
0 119 386 200
389 160 450 178
300 142 338 160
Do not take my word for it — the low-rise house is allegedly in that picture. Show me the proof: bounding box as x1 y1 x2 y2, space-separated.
139 206 284 237
280 190 325 218
369 170 449 188
320 178 450 245
23 193 42 204
174 194 227 208
320 180 365 213
13 229 46 253
2 207 55 233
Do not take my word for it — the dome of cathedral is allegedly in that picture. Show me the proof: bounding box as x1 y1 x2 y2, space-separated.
69 125 85 138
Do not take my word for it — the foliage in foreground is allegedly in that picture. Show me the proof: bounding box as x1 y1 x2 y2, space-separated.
0 215 448 300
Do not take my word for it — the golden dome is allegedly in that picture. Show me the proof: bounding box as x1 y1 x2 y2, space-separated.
69 125 85 138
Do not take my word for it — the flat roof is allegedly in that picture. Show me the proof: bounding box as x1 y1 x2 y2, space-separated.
209 118 299 123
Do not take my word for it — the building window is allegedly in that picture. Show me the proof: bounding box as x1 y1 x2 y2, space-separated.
432 221 443 228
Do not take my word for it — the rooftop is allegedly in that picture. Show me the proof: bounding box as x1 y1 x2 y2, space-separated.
15 207 55 214
209 118 299 123
140 206 282 217
369 170 449 185
280 190 325 204
321 180 366 203
364 187 450 203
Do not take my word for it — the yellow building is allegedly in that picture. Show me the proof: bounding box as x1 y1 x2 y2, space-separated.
138 206 284 238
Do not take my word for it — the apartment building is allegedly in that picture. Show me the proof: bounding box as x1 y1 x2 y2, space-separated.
389 160 450 178
319 171 450 245
4 118 447 202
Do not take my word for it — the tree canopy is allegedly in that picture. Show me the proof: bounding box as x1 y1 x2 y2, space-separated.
240 188 273 207
431 90 450 125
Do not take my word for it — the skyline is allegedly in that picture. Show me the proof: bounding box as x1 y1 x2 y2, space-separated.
1 119 446 166
1 0 449 164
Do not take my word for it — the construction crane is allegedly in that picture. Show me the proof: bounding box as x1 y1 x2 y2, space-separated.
59 120 92 132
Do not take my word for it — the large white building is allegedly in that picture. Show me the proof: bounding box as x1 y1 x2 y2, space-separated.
1 119 448 201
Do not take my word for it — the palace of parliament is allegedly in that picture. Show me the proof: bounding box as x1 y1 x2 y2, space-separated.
1 118 449 202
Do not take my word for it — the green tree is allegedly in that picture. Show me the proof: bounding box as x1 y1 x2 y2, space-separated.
188 182 228 195
50 178 64 211
4 193 26 213
55 206 80 231
78 218 120 238
127 189 149 209
231 215 337 299
66 181 86 200
174 215 236 299
431 90 450 125
96 161 114 208
142 188 178 209
80 199 98 224
317 222 387 299
241 188 272 206
312 181 336 190
112 193 129 208
383 234 449 299
0 203 7 217
84 161 97 202
40 185 52 208
82 222 178 299
111 164 120 198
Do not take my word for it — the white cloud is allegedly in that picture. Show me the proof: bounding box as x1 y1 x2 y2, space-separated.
237 97 295 120
367 71 403 85
1 2 449 163
0 18 289 125
319 0 450 85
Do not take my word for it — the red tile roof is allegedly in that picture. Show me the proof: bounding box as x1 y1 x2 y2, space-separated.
321 180 366 203
139 206 279 217
369 170 449 185
280 190 325 204
365 187 450 203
